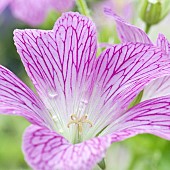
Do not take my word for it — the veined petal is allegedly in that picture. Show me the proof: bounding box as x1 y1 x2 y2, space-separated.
102 95 170 141
85 43 170 139
142 34 170 101
104 15 170 103
104 8 152 44
156 34 170 55
10 0 49 26
142 76 170 101
0 65 49 126
23 125 111 170
14 12 97 141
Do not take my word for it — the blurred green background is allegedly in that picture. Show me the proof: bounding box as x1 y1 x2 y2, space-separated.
0 0 170 170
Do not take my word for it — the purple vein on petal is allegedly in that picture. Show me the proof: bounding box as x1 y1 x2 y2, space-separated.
0 65 51 126
14 12 98 142
104 95 170 141
84 42 170 139
23 125 111 170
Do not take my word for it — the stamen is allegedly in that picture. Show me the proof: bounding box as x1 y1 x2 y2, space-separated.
67 114 93 135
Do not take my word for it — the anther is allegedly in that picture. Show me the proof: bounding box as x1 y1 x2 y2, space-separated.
67 114 93 134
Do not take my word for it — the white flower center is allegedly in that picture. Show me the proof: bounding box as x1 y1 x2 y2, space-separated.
45 85 113 144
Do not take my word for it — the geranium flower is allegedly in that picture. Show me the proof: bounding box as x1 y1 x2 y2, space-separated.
1 12 170 169
0 0 75 26
104 8 170 101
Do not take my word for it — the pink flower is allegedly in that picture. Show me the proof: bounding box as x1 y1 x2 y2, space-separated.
1 12 170 169
0 0 75 26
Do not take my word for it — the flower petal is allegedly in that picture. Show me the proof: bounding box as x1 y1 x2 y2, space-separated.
0 65 48 126
105 95 170 141
142 76 170 101
142 34 170 101
14 12 97 141
156 33 170 55
10 0 49 26
23 125 111 170
85 43 170 139
104 8 152 44
14 12 97 103
96 43 170 112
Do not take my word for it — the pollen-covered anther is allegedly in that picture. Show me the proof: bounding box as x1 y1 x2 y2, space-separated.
67 114 93 134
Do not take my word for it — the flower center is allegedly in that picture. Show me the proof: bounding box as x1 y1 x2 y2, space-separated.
67 114 93 143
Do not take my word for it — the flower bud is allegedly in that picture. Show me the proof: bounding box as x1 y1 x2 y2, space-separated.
140 0 162 25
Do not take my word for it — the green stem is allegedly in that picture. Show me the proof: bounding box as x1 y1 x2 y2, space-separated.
76 0 90 17
145 24 151 33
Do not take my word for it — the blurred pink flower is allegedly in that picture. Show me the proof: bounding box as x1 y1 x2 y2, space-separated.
1 12 170 169
92 0 134 29
0 0 75 26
